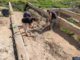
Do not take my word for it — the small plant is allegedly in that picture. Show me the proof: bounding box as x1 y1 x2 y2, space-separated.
60 27 74 36
67 18 78 25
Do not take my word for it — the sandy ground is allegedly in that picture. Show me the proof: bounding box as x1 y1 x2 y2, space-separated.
0 17 15 60
22 30 80 60
14 11 80 60
0 10 79 60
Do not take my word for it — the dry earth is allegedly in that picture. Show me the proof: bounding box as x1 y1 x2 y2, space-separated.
0 17 15 60
0 11 80 60
14 11 80 60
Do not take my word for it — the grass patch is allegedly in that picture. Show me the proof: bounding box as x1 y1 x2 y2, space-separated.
60 27 74 36
66 17 80 27
67 18 78 24
0 0 73 11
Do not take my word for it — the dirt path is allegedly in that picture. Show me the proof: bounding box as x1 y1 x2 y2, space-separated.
0 17 15 60
14 11 80 60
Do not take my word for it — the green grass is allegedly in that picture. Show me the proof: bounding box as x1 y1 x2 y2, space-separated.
0 0 80 11
66 17 80 27
66 18 78 25
60 27 74 36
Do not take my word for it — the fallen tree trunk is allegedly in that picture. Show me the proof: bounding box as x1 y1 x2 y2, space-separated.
27 2 50 19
